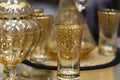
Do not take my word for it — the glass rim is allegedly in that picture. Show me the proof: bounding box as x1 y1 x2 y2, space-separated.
98 8 120 15
36 14 53 19
34 8 44 13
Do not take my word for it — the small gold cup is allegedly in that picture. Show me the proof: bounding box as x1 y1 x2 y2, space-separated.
98 9 120 56
30 8 54 63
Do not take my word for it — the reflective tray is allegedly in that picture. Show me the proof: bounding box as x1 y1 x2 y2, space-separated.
23 47 120 71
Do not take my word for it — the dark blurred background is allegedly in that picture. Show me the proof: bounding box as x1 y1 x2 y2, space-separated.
27 0 59 15
27 0 120 43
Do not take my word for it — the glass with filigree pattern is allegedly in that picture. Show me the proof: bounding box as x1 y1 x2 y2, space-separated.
30 8 54 63
98 9 120 56
54 0 83 79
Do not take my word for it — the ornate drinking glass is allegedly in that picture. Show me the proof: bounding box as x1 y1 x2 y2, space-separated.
0 0 42 79
98 9 120 56
30 8 54 63
54 0 83 79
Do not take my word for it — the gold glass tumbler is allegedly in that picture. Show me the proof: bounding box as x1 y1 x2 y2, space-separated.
30 8 54 63
98 9 120 56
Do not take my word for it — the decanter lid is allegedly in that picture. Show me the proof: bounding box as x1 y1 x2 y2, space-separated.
0 0 34 18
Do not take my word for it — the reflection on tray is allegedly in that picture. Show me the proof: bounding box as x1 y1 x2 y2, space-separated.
23 47 120 71
81 47 115 67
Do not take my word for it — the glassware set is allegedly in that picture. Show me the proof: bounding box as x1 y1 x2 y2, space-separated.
0 0 119 80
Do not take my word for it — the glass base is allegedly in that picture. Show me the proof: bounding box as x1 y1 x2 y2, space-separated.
99 48 116 56
28 55 50 64
98 45 116 56
57 69 80 80
30 58 50 64
57 76 80 80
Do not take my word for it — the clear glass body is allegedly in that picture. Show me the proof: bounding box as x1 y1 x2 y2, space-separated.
0 0 42 79
54 0 83 79
98 9 120 56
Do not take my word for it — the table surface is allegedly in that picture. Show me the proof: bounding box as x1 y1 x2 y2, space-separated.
0 63 118 80
2 63 120 80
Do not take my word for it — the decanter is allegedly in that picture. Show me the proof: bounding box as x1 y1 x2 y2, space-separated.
47 0 96 61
